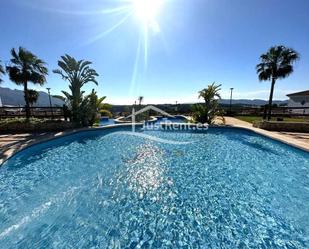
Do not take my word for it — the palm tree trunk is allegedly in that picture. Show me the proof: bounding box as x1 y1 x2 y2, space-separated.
267 78 276 121
24 81 31 120
72 101 79 122
205 100 209 123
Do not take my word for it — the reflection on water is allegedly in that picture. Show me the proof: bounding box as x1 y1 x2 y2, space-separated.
123 143 165 198
0 128 308 248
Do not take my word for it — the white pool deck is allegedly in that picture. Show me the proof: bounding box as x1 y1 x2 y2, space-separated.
0 117 308 165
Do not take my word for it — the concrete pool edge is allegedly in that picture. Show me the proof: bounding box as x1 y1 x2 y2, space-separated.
220 121 309 153
0 124 143 166
1 122 308 166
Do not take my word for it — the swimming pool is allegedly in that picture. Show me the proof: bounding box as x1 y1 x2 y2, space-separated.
0 127 308 248
154 116 187 124
99 118 115 126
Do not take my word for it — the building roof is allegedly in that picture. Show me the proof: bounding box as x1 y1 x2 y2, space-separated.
287 90 309 97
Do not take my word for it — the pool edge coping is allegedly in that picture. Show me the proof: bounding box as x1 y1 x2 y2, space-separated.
0 124 142 166
222 123 309 153
1 122 308 166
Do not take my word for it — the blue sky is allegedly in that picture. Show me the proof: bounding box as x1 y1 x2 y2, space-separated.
0 0 308 104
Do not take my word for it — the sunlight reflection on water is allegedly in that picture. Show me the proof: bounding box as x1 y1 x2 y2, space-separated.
123 143 165 198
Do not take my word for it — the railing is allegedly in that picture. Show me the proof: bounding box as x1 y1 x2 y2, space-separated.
227 106 309 117
1 106 308 119
0 106 65 119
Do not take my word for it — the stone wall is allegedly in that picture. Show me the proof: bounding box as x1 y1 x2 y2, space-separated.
253 121 309 132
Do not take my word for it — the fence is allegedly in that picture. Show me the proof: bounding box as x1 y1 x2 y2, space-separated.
227 106 309 117
1 105 309 119
0 106 65 119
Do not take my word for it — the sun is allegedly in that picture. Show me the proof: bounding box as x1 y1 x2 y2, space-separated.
133 0 163 30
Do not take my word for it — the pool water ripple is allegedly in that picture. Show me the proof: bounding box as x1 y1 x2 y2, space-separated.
0 128 308 248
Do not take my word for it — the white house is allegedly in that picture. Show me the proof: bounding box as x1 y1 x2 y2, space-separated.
287 90 309 114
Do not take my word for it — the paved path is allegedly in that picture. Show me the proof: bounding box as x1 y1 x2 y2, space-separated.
0 132 59 164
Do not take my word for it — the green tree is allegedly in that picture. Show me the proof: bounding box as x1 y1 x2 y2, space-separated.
193 83 222 124
6 47 48 119
53 55 99 123
79 89 105 126
0 60 5 83
256 45 299 120
52 95 66 102
100 109 112 118
100 103 112 111
27 89 39 107
97 95 107 111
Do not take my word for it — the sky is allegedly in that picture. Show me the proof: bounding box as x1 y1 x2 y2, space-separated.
0 0 308 104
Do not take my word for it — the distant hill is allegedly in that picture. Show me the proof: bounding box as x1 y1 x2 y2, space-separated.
0 87 64 107
110 99 288 114
0 86 288 108
219 99 288 106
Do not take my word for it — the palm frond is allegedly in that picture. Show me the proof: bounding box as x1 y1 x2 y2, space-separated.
277 65 293 79
7 47 48 86
98 96 106 104
27 89 39 106
6 66 24 84
256 45 299 81
61 90 72 100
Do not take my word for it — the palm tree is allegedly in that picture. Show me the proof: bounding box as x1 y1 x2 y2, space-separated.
6 47 48 119
0 61 5 83
27 89 39 107
78 89 106 126
138 96 144 106
97 95 107 111
198 83 221 103
194 82 222 124
256 45 299 120
53 55 99 122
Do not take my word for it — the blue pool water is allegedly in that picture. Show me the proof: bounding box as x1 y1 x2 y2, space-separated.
0 127 308 248
99 118 115 126
154 116 187 124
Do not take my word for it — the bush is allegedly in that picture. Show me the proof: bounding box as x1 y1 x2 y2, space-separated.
99 109 112 118
0 118 78 132
192 83 223 124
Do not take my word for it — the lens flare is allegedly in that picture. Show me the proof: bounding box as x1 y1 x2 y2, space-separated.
35 0 166 98
133 0 163 28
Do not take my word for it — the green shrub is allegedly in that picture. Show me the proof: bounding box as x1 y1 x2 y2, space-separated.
99 109 112 118
192 83 223 124
0 118 77 132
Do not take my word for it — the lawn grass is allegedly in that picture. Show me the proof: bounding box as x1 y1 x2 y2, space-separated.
235 115 309 124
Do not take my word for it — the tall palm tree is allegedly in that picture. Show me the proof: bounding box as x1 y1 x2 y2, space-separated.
53 55 99 122
138 96 144 106
0 61 5 83
6 47 48 119
256 45 299 120
27 89 39 107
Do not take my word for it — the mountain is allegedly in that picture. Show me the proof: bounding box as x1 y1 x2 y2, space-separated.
0 87 64 107
0 86 288 107
219 99 288 106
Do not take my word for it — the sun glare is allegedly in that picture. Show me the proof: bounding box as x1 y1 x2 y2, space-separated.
133 0 162 29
